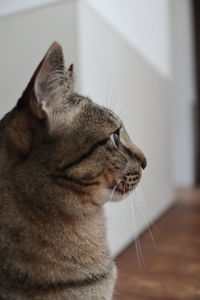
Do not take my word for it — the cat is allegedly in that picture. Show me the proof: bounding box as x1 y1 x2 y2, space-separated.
0 42 146 300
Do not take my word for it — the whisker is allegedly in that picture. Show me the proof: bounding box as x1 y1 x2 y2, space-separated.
115 104 129 121
128 194 142 270
109 178 122 202
106 176 122 224
129 192 147 271
104 85 115 112
105 85 112 111
133 190 158 252
109 86 117 113
131 194 147 269
135 185 158 233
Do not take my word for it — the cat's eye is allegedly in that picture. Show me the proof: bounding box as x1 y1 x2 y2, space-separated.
110 129 120 147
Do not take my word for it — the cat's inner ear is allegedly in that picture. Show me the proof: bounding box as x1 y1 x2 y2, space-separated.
32 42 65 119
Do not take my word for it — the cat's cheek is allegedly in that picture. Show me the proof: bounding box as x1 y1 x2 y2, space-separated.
91 188 109 206
98 188 124 203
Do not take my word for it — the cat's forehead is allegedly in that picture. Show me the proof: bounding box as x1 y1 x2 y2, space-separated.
56 93 121 130
66 93 118 116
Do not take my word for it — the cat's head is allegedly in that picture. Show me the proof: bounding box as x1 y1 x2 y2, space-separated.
2 43 146 208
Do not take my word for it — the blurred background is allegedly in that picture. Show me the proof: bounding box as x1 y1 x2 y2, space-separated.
0 0 199 299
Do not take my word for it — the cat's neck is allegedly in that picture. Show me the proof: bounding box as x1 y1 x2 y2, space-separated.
1 179 112 282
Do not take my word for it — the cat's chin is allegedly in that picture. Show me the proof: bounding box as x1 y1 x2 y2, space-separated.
101 188 125 202
101 184 138 203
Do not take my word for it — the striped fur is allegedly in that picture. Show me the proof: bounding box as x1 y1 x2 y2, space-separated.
0 43 146 299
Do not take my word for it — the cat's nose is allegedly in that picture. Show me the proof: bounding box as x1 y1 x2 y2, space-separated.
132 144 147 169
141 156 147 169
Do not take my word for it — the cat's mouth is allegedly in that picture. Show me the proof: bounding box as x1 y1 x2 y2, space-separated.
108 172 141 201
108 182 139 202
108 184 136 196
107 185 136 202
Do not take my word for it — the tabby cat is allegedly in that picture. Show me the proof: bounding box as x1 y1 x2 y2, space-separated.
0 43 146 300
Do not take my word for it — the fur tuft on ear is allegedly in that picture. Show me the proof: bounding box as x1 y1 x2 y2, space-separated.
65 64 74 94
33 42 65 118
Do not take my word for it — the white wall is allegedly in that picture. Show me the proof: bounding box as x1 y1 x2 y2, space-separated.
0 0 63 17
82 0 172 78
77 1 173 256
170 0 195 186
0 0 76 117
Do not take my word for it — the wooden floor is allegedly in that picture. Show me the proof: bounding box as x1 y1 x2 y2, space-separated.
115 189 200 300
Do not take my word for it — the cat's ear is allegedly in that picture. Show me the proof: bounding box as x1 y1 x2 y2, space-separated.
65 64 74 93
30 42 65 119
4 43 65 156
